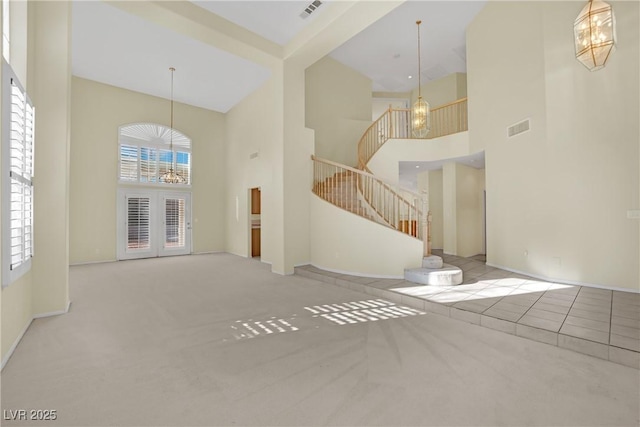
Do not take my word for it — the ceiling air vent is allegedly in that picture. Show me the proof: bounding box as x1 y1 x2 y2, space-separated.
299 0 323 19
507 119 530 138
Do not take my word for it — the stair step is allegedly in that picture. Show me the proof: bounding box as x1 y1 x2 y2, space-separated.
423 255 443 269
404 263 463 286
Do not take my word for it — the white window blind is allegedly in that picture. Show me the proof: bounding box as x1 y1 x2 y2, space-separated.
2 59 34 286
140 147 157 183
119 144 138 182
118 123 191 186
127 197 150 250
164 197 185 248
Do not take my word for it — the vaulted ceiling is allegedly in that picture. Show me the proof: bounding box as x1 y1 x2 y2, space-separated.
71 1 485 112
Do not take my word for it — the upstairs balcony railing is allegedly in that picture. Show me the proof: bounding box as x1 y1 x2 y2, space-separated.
358 97 468 170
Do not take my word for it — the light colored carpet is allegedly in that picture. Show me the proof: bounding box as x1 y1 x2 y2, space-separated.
1 253 639 426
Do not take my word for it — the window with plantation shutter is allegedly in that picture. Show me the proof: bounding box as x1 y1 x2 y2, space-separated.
119 144 138 182
117 190 191 260
164 197 185 248
118 123 191 186
126 196 151 250
2 59 34 287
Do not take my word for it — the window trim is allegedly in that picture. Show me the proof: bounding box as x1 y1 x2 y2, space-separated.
2 0 10 63
2 58 34 287
117 123 192 188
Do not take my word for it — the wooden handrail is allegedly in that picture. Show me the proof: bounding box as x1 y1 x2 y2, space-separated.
309 98 467 251
312 155 422 200
357 97 469 171
312 156 427 241
432 97 467 111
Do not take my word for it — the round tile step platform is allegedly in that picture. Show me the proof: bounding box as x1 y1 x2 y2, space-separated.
404 263 463 286
422 255 444 269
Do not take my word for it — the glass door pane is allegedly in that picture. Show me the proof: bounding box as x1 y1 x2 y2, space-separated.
126 196 151 251
159 193 190 257
118 190 190 260
164 198 185 248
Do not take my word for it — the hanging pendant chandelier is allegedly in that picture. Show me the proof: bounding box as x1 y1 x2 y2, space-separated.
574 0 616 71
160 67 186 184
412 20 430 138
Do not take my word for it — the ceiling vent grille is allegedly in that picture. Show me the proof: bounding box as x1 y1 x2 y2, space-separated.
507 119 530 138
299 0 323 19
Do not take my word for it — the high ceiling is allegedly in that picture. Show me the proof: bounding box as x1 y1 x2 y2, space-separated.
330 1 486 93
71 1 485 112
192 1 332 46
72 1 272 113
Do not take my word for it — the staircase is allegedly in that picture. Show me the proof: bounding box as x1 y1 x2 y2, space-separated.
312 156 424 238
312 98 469 285
312 170 375 222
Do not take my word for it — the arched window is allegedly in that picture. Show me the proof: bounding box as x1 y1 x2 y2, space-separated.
118 123 191 185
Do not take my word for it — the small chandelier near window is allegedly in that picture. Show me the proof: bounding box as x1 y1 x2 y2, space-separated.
412 20 430 138
574 0 616 71
160 67 186 184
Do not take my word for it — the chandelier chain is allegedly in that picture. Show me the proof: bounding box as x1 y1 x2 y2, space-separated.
416 20 422 99
170 67 175 155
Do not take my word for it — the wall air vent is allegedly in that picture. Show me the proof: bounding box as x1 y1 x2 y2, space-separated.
299 0 323 19
507 119 531 138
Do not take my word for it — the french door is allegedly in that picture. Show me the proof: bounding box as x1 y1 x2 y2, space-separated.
117 189 191 260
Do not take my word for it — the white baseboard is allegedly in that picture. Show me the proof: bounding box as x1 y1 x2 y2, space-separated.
192 251 224 255
485 263 640 294
2 300 72 371
1 318 33 371
308 263 403 280
33 300 72 319
69 259 116 266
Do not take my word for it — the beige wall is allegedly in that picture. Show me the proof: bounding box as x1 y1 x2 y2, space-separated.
225 1 402 275
31 1 71 315
225 74 282 266
0 274 32 367
416 169 444 251
367 131 470 183
305 56 372 167
442 163 457 255
70 77 227 264
443 162 486 257
456 165 485 258
2 1 72 366
310 195 422 277
428 170 444 250
468 1 639 290
411 72 467 109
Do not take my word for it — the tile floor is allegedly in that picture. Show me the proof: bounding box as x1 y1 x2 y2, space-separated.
295 250 640 369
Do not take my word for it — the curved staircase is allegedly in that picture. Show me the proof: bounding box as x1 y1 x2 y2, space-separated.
312 98 469 285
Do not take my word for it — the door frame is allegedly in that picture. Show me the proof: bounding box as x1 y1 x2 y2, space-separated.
248 187 261 259
117 188 192 260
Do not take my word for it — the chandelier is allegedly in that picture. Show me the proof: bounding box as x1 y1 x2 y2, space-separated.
160 67 186 184
574 0 616 71
411 20 430 138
